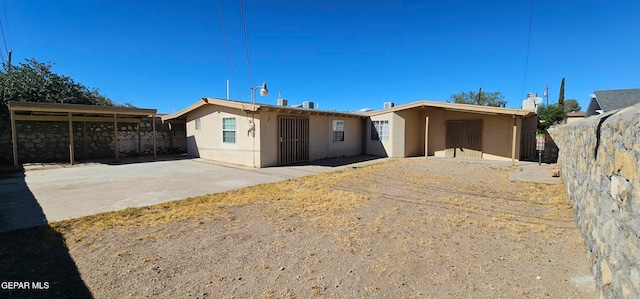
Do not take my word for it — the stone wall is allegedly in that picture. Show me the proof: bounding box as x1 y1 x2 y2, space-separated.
549 104 640 298
0 117 186 165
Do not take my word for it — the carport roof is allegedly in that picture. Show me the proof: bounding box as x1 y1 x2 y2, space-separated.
8 101 159 168
365 100 536 117
9 101 157 122
161 98 366 122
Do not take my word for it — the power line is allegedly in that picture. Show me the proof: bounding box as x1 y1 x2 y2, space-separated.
521 0 534 100
238 0 254 90
0 19 8 60
215 0 242 100
2 0 10 50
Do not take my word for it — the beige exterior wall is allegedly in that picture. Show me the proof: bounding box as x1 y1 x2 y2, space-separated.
185 104 262 167
367 107 532 161
258 111 365 167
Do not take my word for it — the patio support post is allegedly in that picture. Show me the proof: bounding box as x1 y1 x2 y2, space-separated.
68 112 75 165
83 121 87 160
114 114 119 160
137 123 141 155
424 116 429 159
152 114 157 159
10 108 18 168
511 115 517 166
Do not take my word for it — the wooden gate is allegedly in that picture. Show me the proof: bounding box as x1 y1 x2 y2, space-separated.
279 116 309 164
445 120 483 158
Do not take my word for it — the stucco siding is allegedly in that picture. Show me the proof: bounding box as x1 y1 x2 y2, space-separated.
186 104 261 167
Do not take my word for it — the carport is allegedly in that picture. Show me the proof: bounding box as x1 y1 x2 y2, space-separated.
8 101 158 167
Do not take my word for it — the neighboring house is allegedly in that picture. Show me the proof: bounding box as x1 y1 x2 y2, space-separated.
585 88 640 117
161 98 366 167
365 101 537 162
566 111 586 123
162 98 538 167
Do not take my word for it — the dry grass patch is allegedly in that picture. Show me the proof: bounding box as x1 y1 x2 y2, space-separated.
51 167 373 234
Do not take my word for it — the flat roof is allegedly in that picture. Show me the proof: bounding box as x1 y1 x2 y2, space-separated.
365 100 536 117
161 98 366 122
9 101 157 116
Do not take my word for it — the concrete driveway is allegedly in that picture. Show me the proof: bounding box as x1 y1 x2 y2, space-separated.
0 156 383 233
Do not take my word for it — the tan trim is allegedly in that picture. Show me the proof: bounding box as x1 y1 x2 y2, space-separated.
161 97 366 122
68 112 75 165
114 114 119 160
511 115 518 166
12 114 141 123
10 109 18 168
8 101 156 115
366 100 535 117
152 114 157 159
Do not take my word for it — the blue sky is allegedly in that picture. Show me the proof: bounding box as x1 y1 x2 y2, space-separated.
4 0 640 114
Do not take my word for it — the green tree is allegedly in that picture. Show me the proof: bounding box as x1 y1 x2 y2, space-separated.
563 99 581 113
558 78 565 106
537 104 566 132
1 58 122 129
449 90 506 107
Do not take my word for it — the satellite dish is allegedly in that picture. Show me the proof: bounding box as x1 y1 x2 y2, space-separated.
533 97 543 105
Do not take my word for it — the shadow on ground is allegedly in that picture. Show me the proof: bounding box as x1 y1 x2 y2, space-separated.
286 155 383 167
0 226 92 298
0 170 92 298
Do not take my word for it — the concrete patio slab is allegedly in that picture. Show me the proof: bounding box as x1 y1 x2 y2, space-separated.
0 155 385 233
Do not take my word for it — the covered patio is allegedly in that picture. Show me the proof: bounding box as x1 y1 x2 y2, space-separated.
8 101 158 167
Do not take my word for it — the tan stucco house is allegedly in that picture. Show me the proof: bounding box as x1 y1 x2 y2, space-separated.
162 98 537 167
365 101 537 162
161 98 366 167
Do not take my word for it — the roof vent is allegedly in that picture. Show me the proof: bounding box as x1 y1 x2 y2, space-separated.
303 101 315 109
277 98 288 106
384 102 395 109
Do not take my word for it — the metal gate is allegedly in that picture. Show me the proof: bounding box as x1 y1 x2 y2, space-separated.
279 116 309 164
520 131 537 161
445 120 483 158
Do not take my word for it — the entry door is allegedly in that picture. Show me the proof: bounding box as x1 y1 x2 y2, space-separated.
279 116 309 164
445 120 482 158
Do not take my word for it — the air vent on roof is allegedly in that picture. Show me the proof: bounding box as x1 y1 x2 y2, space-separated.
303 101 314 109
384 102 395 109
277 98 288 106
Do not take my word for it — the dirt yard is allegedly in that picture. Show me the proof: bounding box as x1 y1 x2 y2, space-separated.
1 158 594 298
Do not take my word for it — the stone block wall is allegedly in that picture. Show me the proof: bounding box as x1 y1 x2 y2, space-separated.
0 117 186 165
549 104 640 298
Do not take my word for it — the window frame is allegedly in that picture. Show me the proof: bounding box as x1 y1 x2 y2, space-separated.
222 117 236 143
331 120 345 142
195 118 201 131
371 120 389 141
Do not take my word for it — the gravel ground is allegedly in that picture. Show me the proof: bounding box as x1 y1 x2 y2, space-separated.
1 158 595 298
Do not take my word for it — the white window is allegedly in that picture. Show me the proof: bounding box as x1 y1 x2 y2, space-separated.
371 120 389 141
222 118 236 143
195 118 201 130
332 120 344 142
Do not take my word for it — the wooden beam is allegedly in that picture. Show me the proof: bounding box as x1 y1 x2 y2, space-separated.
425 116 429 159
9 101 156 115
10 109 18 168
68 112 75 165
12 114 141 123
511 115 517 166
114 114 119 160
83 122 87 160
152 115 157 159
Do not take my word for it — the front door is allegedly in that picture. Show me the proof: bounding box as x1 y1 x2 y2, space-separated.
279 116 309 164
445 120 482 158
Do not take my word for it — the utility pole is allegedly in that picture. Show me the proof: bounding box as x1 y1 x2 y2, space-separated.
477 87 482 105
544 84 549 106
